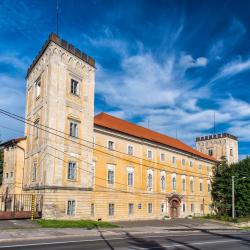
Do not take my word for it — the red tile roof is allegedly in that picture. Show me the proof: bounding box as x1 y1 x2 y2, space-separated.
94 113 216 162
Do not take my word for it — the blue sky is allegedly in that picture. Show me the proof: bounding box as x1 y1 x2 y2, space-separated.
0 0 250 158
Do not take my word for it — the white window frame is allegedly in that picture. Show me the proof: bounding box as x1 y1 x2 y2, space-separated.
127 167 134 187
160 152 165 162
172 173 177 191
108 203 115 216
127 145 134 156
70 78 80 96
160 171 166 191
148 203 153 214
128 203 134 215
147 149 153 160
67 200 76 216
107 140 115 151
107 164 115 185
147 169 153 191
67 161 77 181
69 120 79 138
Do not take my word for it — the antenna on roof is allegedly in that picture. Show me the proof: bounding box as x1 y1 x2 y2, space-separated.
56 0 59 35
213 111 216 135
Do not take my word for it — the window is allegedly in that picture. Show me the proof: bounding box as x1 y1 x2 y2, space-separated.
128 203 134 215
190 177 194 193
108 140 115 151
34 119 39 140
70 79 79 95
161 203 165 213
91 203 95 216
138 203 142 209
147 150 153 159
230 148 233 156
191 203 194 213
208 149 213 156
172 156 176 165
183 203 186 212
127 168 134 187
160 172 166 191
160 153 165 162
108 203 115 216
10 172 13 177
108 167 114 185
6 173 8 179
69 120 78 138
207 165 211 172
67 200 76 215
198 164 202 171
182 175 186 192
127 145 134 155
147 170 153 191
172 174 177 191
32 161 37 181
35 79 41 98
148 203 153 213
199 179 203 192
182 158 186 166
207 181 211 193
67 161 77 180
189 160 193 168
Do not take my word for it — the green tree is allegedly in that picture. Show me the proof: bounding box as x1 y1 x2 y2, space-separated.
211 156 250 218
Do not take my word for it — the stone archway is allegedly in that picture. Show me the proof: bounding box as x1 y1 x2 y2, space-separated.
168 194 182 218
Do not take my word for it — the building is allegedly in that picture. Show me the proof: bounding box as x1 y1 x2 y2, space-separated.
196 133 238 164
0 33 217 221
0 137 26 195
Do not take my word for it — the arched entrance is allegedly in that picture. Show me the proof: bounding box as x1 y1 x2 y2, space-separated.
168 194 182 218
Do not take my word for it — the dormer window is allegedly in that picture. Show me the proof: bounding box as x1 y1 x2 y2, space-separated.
70 79 79 96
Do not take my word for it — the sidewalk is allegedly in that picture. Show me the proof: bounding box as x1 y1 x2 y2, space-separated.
0 219 241 243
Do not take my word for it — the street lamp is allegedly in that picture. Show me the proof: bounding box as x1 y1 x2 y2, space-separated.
232 176 246 219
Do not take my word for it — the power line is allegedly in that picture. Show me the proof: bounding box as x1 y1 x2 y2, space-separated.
0 108 213 178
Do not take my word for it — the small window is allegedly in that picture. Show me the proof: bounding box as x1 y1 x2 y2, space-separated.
128 203 134 215
172 156 176 164
34 119 39 140
138 203 142 209
108 203 115 216
6 173 8 179
70 79 79 95
127 145 134 155
230 148 233 157
10 172 13 178
147 150 153 159
67 200 76 215
108 168 114 185
127 169 134 187
91 203 95 216
69 120 78 138
148 203 153 213
67 161 77 180
189 160 193 168
183 203 186 212
160 153 165 162
208 149 213 156
182 159 186 166
198 164 202 171
35 79 41 98
199 179 203 192
191 203 194 213
161 203 165 213
108 140 115 151
32 161 37 181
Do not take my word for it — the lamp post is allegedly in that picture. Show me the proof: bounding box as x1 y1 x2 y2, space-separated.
232 176 246 220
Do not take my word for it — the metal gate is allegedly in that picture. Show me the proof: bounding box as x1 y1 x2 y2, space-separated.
0 194 43 219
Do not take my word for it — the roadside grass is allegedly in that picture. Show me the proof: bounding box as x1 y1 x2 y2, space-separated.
36 219 119 229
194 214 250 223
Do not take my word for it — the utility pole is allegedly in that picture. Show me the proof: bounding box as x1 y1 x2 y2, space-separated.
232 176 235 219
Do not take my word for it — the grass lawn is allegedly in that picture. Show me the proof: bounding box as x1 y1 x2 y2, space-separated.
194 214 250 223
36 219 119 229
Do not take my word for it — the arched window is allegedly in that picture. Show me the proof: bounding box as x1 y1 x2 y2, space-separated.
147 169 153 191
161 173 166 191
172 174 176 191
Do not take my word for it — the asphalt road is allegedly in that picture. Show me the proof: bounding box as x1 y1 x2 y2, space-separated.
0 231 249 250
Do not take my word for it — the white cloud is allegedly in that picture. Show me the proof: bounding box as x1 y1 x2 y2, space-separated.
0 54 28 71
179 54 208 68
